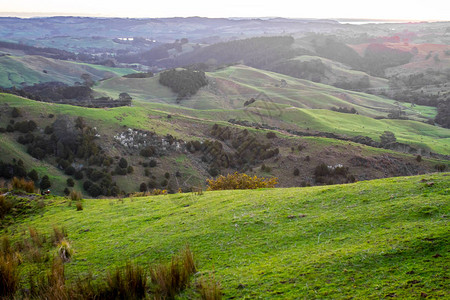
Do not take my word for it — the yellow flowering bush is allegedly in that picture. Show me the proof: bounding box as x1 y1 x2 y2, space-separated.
206 172 278 191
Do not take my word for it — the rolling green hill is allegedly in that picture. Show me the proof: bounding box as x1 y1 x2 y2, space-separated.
285 55 389 89
96 65 435 120
94 65 449 155
2 173 449 298
0 55 136 88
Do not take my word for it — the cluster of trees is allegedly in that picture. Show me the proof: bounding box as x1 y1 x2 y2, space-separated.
8 114 128 197
0 159 51 191
331 107 358 114
172 36 305 70
270 59 329 83
207 124 280 173
1 82 132 108
122 72 154 78
334 76 370 91
307 35 413 77
159 69 207 100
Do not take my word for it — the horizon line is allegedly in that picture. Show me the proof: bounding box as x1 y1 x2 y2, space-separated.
0 12 447 22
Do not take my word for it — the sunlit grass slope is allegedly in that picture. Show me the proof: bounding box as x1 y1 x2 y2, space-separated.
96 65 436 120
1 93 449 155
8 173 449 299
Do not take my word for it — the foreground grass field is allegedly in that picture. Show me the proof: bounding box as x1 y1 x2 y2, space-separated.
3 173 449 298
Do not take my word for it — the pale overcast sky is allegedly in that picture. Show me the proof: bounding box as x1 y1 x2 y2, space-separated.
1 0 449 21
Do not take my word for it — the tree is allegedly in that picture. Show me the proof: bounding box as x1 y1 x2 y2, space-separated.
140 182 147 192
40 175 51 190
28 169 39 182
380 131 396 146
81 73 94 87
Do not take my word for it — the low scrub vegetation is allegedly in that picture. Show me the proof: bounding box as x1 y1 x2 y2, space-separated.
206 172 278 191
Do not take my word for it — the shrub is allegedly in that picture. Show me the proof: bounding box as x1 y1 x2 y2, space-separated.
293 168 300 176
64 166 76 176
149 159 157 167
164 172 170 179
67 178 75 187
74 170 84 180
140 146 155 157
11 107 21 118
127 166 134 174
416 155 422 162
119 157 128 168
266 132 277 139
206 172 278 191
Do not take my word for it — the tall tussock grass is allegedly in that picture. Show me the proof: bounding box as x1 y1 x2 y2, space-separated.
12 177 35 193
0 194 12 219
197 273 222 300
52 226 68 245
2 240 210 299
97 262 148 299
69 190 83 201
0 252 20 298
150 245 197 299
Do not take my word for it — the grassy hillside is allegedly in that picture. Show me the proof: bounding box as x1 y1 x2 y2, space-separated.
96 65 436 120
1 93 448 201
0 55 136 88
3 173 449 298
276 55 390 89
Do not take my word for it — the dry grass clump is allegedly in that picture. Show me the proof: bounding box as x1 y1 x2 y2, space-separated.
0 253 20 298
150 245 197 299
51 226 68 245
57 239 73 262
99 262 148 299
197 273 222 300
69 190 83 201
76 201 83 211
0 195 12 219
207 172 278 191
12 177 35 193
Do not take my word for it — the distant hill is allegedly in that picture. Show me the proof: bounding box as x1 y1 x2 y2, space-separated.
0 54 136 88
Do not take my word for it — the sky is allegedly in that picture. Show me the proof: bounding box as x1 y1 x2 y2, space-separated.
1 0 449 21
